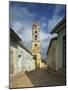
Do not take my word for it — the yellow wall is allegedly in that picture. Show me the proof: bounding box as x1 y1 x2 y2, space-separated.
32 42 40 53
32 23 41 68
33 52 41 68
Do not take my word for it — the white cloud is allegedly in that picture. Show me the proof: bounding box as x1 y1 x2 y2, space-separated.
11 20 57 59
11 20 32 42
40 30 57 58
11 20 32 50
40 31 46 40
40 17 47 30
40 30 57 41
47 5 64 32
21 7 36 17
40 17 47 22
48 15 62 32
41 22 47 28
11 21 23 31
40 31 57 58
10 5 36 42
10 6 35 23
10 3 65 59
21 27 32 41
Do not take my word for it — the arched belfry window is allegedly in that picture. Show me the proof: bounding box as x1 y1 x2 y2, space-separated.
35 35 37 38
35 31 37 33
33 54 37 60
35 44 37 46
35 35 37 40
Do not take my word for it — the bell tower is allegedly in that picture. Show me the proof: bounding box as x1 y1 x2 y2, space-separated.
32 22 41 69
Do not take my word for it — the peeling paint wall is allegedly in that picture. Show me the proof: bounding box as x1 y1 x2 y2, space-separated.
17 45 35 73
10 43 35 76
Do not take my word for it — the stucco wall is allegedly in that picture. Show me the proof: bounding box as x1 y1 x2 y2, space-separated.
10 43 35 76
9 45 17 75
56 28 66 70
16 45 35 73
32 42 40 52
47 40 57 71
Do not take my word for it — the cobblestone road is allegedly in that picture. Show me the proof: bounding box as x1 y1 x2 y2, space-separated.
10 69 66 88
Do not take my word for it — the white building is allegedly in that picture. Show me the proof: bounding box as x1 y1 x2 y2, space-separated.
47 17 66 74
10 28 35 76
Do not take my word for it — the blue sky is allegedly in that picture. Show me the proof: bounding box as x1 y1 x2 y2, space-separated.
9 1 66 59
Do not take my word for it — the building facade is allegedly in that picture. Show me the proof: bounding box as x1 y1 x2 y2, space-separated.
10 28 35 76
47 37 57 71
32 22 41 68
47 17 66 73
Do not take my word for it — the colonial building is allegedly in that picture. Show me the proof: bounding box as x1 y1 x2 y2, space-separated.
47 17 66 73
10 28 35 76
32 22 41 69
47 37 57 71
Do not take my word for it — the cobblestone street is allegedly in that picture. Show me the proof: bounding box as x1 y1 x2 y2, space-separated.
10 69 66 88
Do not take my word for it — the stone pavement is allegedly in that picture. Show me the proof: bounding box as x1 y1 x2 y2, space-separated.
10 68 66 89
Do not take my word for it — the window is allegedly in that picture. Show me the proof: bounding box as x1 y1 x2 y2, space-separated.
35 31 37 33
19 55 21 58
35 25 37 28
33 55 37 59
33 25 37 28
35 44 37 46
35 35 37 40
35 38 37 40
35 35 37 38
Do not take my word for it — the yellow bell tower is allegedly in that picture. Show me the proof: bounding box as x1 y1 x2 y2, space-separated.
32 22 41 69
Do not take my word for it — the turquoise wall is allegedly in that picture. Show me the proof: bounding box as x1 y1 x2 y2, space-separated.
57 28 65 70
